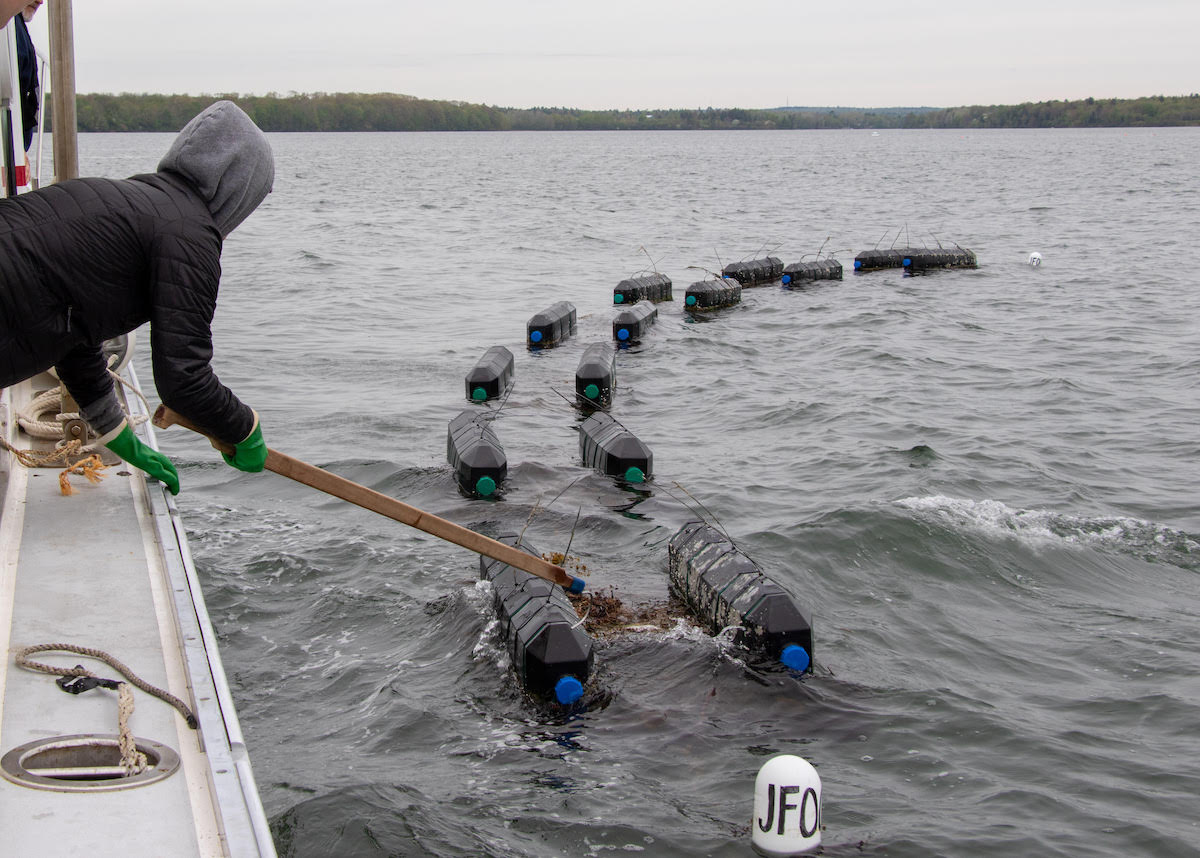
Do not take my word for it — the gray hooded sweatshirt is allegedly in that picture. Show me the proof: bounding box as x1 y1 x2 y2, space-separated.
158 100 275 238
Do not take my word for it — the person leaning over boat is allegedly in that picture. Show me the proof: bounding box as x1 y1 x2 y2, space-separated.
0 100 274 494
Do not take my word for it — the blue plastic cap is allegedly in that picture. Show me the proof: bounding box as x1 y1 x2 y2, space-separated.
854 259 862 269
686 295 697 306
903 258 912 267
555 675 584 705
782 274 791 284
530 330 543 343
780 644 810 672
617 328 629 341
614 293 625 303
568 576 586 594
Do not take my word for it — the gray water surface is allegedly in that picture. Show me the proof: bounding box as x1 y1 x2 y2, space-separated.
80 127 1200 857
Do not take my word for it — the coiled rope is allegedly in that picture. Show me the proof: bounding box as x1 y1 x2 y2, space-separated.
4 363 151 494
15 643 198 776
16 366 151 445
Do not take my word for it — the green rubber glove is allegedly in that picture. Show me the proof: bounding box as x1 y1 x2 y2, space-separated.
103 421 181 495
221 416 268 473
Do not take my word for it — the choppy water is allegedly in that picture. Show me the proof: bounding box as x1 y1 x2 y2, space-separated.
79 127 1200 857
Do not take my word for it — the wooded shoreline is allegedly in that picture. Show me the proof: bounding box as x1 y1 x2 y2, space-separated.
67 92 1200 132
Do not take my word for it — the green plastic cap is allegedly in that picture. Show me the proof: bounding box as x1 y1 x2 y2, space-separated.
686 295 697 306
614 293 625 303
476 476 497 496
471 387 487 401
624 466 645 483
584 383 600 400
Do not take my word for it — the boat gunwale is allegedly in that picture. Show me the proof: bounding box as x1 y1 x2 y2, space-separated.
132 367 279 858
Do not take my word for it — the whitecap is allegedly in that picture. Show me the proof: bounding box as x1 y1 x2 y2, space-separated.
895 495 1200 564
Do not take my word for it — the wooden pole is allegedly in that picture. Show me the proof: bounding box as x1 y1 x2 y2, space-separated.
151 406 585 592
47 0 77 181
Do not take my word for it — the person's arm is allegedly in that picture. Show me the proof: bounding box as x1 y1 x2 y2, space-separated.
148 231 264 471
55 342 180 494
53 342 122 434
3 2 28 21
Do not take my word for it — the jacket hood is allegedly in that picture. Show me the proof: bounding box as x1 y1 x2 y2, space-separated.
157 100 274 238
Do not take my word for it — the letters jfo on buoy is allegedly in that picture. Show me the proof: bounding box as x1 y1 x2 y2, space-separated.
752 754 821 856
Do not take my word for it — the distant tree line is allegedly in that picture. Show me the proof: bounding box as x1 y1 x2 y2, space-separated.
897 94 1200 129
67 92 1200 133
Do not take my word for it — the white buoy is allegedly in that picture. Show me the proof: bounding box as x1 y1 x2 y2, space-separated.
1027 252 1043 267
751 754 822 856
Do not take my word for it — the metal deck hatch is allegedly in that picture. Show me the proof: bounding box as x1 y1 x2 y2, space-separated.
1 734 180 792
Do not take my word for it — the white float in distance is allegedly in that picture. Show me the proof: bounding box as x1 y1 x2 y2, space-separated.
751 754 822 856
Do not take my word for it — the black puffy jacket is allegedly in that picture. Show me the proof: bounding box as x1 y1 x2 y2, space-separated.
0 172 255 444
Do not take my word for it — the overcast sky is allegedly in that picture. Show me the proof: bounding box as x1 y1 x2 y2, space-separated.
21 1 1199 110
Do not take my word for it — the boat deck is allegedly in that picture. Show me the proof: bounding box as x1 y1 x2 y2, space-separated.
0 374 276 857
